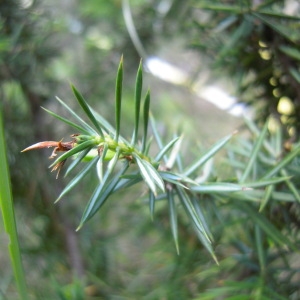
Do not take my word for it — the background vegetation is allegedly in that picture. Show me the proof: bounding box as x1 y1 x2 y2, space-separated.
1 0 300 299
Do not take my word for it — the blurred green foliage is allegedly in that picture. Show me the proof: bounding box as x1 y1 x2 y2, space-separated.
189 1 300 138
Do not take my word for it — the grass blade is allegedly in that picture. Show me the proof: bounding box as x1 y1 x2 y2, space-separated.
0 110 29 299
71 85 105 138
115 56 123 142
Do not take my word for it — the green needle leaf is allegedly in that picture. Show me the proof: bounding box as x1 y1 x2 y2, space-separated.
184 132 236 176
226 189 297 203
115 56 123 142
217 19 251 62
131 59 143 145
236 202 296 250
279 45 300 61
155 136 180 162
56 156 99 203
71 85 105 138
176 187 217 263
41 107 91 135
191 182 250 193
280 169 300 204
242 176 291 188
243 117 274 156
64 148 92 177
159 171 198 188
177 187 211 241
254 225 266 274
133 153 165 196
167 189 179 254
55 96 98 134
149 191 155 221
240 120 269 183
289 67 300 83
77 149 121 228
193 3 241 13
253 13 299 43
89 162 129 219
90 107 115 135
149 114 163 150
49 140 97 168
259 9 300 21
77 158 129 230
259 184 274 212
263 144 300 179
113 172 143 193
142 90 150 153
192 197 213 241
97 143 108 182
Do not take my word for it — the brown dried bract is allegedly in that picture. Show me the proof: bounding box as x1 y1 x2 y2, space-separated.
21 137 76 178
21 139 75 158
50 160 67 179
